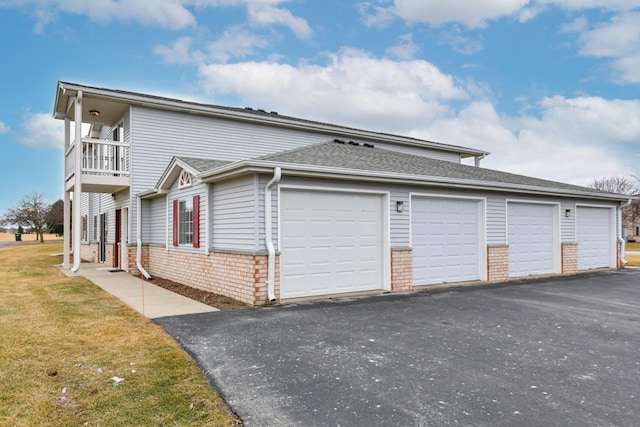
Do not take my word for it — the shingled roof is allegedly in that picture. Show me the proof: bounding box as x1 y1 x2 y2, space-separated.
254 140 622 198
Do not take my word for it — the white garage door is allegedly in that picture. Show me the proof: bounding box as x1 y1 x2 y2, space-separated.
577 206 613 270
280 190 384 299
508 202 557 277
412 197 481 286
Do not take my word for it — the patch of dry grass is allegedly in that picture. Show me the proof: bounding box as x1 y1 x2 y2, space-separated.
626 242 640 252
0 232 62 242
0 244 236 426
625 255 640 267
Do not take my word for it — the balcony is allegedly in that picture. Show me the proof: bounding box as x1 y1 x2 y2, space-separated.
65 138 130 193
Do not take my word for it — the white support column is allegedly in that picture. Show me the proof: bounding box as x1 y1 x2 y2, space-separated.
63 118 71 269
72 91 83 272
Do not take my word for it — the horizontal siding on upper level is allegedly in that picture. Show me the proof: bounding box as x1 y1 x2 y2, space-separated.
129 106 467 195
212 176 257 251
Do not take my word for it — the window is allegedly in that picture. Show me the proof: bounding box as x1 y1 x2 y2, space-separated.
82 215 88 241
179 170 192 188
173 195 200 248
179 199 193 245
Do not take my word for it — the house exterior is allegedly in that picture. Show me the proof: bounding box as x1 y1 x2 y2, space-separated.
54 81 631 305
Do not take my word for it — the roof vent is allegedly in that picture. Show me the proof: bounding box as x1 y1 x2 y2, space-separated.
348 141 359 146
258 109 266 113
363 143 374 148
333 138 345 144
245 107 253 111
270 111 278 115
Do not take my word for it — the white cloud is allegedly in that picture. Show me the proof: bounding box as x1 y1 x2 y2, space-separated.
196 48 639 185
575 11 640 83
19 113 65 149
5 0 311 36
391 0 530 28
438 27 484 54
155 28 269 65
247 4 312 39
198 48 468 132
17 0 197 31
385 34 419 60
206 27 269 62
358 1 396 28
154 37 203 64
0 121 9 134
417 96 640 185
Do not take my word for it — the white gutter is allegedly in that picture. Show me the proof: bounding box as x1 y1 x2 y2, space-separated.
136 193 151 279
619 198 632 266
264 167 282 302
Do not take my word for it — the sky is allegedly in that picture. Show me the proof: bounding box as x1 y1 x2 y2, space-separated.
0 0 639 213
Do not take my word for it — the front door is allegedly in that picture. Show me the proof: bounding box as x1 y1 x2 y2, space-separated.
99 213 107 263
114 209 121 268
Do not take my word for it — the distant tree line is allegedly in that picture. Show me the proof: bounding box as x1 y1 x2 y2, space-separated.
1 193 65 242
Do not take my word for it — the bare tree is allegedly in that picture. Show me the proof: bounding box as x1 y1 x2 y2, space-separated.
46 199 64 236
2 193 51 242
589 176 638 195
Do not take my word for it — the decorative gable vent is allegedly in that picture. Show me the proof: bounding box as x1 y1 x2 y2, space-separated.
179 170 192 188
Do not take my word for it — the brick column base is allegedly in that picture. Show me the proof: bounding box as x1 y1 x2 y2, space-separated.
391 248 413 292
487 244 509 282
561 242 578 275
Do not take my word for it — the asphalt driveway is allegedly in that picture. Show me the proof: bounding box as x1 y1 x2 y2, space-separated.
156 270 640 426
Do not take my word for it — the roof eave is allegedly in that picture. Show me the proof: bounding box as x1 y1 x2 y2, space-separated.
199 161 629 201
54 81 488 157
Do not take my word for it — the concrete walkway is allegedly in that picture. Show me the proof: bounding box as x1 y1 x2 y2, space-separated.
58 263 218 318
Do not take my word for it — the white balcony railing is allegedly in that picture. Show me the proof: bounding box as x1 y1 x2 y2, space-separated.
81 138 129 177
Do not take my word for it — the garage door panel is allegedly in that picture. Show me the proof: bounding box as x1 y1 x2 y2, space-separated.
412 197 481 286
281 190 384 299
577 207 612 270
508 203 556 277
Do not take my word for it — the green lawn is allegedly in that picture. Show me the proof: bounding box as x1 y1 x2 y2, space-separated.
0 243 236 426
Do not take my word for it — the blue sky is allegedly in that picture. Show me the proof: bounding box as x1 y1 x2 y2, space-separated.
0 0 639 212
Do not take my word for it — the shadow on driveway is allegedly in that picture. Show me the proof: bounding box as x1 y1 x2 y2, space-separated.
155 270 640 427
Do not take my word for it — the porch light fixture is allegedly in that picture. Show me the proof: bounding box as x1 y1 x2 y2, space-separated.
396 201 404 213
89 110 100 117
565 209 571 218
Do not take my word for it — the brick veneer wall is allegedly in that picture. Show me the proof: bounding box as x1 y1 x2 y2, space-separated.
125 245 149 276
561 243 578 275
391 248 413 291
487 244 509 282
144 245 279 305
79 242 99 263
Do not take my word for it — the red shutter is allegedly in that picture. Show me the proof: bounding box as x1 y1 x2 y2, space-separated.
193 195 200 248
172 199 179 246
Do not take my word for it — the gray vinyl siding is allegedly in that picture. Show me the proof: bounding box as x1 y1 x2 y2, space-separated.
146 197 166 245
268 177 621 250
128 106 466 237
374 142 461 163
167 180 207 254
212 176 257 251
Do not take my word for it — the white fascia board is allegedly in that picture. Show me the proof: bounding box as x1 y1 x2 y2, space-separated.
155 157 203 191
138 189 168 199
199 160 628 202
56 81 487 157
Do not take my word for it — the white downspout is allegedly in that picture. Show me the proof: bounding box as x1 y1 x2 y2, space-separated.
619 198 632 266
136 193 151 279
265 167 282 302
71 91 83 273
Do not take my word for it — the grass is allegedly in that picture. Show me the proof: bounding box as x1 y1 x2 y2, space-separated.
0 232 62 242
0 243 236 426
626 242 640 267
626 242 640 251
